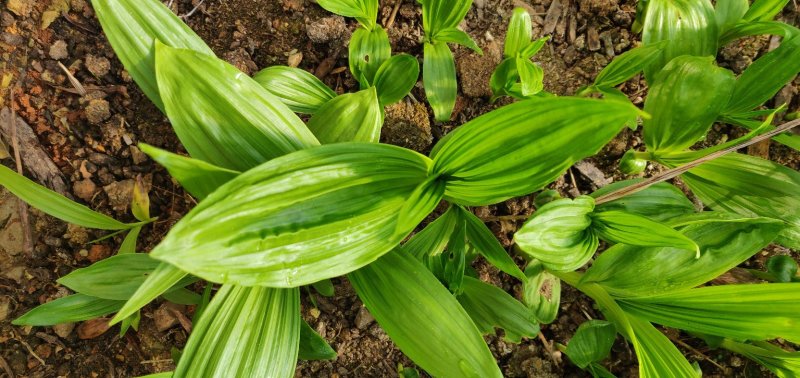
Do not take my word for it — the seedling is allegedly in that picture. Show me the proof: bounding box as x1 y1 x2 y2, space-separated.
490 8 549 101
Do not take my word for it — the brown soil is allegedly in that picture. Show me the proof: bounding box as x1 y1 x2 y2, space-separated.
0 0 798 377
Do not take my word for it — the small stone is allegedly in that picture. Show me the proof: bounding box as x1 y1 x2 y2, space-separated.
78 249 88 257
154 303 185 332
52 322 75 338
77 318 111 339
103 179 134 212
306 16 347 44
73 179 97 202
287 52 303 68
354 306 375 330
49 40 69 60
85 55 111 77
87 244 110 263
85 99 111 124
7 0 32 17
65 224 89 245
0 296 10 322
309 308 320 319
130 146 147 164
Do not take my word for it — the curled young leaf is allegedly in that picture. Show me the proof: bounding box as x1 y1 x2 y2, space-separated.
435 27 483 54
307 87 383 144
522 262 561 324
515 196 597 272
641 0 718 79
515 58 544 97
373 54 420 106
349 27 391 88
458 277 540 343
299 318 337 360
431 97 640 206
423 41 457 121
131 175 151 222
349 249 502 377
150 143 432 287
422 0 474 37
565 320 616 369
643 55 735 154
174 286 300 377
155 43 319 171
253 66 337 114
504 8 532 57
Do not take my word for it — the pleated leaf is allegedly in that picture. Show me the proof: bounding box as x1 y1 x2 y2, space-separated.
423 41 457 121
174 285 300 378
431 97 640 205
396 176 446 235
58 254 161 300
641 0 718 80
682 153 800 249
253 66 337 114
715 0 748 33
643 56 735 154
299 319 337 360
565 320 616 369
591 180 696 222
458 277 539 343
516 58 544 97
515 196 597 272
621 283 800 342
150 143 432 287
92 0 214 111
422 0 473 37
590 211 700 257
580 214 783 298
723 35 800 114
522 262 561 324
0 165 132 230
349 27 391 88
373 54 420 106
307 87 383 144
139 143 239 200
155 43 319 171
13 294 124 326
317 0 377 29
504 8 532 57
349 249 502 377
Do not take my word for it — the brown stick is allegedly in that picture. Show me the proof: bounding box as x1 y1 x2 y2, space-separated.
594 118 800 205
9 88 34 255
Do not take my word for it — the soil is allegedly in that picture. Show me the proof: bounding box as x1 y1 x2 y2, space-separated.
0 0 798 377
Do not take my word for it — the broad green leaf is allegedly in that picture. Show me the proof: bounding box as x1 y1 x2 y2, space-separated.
110 262 188 325
58 254 161 300
349 249 502 377
317 0 377 29
151 143 432 287
307 87 383 144
402 205 458 260
621 283 800 342
515 196 597 272
174 285 300 377
643 56 735 154
593 42 665 88
373 54 420 106
592 181 695 222
435 27 483 54
431 97 640 205
423 41 457 121
422 0 473 37
682 153 800 248
720 20 800 44
138 143 239 200
641 0 718 80
0 165 131 230
397 176 446 235
155 43 318 171
458 277 539 343
253 66 337 114
715 0 748 33
515 58 544 97
504 8 532 57
13 294 124 326
743 0 790 22
92 0 214 111
522 262 561 324
721 339 800 378
580 214 783 298
349 27 391 88
590 211 700 257
118 226 142 254
299 318 337 360
565 320 616 369
459 206 526 280
724 35 800 114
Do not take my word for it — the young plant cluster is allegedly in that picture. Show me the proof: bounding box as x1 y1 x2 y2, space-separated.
2 0 800 377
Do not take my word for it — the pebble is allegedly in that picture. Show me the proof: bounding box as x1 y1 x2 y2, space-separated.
306 15 347 44
154 303 185 332
85 98 111 124
85 55 111 77
103 179 134 212
354 306 375 330
129 146 148 165
64 224 89 245
49 40 69 60
52 322 75 338
73 179 97 202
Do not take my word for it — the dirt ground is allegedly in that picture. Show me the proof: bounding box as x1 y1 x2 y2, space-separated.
0 0 798 377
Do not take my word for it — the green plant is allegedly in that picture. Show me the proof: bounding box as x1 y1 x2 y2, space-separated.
420 0 482 121
490 8 549 101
